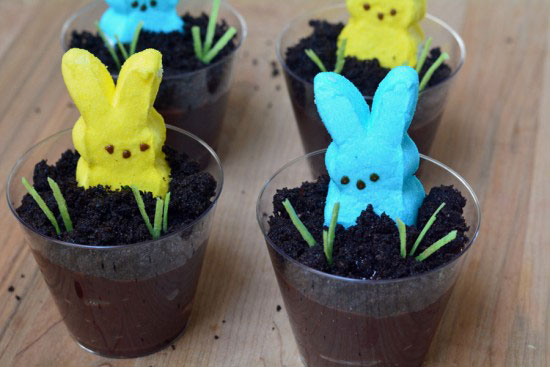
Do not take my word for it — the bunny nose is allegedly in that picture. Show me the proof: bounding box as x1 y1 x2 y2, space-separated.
122 150 132 159
378 13 384 20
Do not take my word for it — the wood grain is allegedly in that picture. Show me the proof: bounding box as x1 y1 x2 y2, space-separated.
0 0 548 366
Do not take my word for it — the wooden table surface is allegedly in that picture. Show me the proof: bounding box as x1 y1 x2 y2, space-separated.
0 0 548 366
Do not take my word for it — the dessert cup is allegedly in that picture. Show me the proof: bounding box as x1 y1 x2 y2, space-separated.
276 4 465 154
62 0 247 151
7 125 223 358
257 150 480 367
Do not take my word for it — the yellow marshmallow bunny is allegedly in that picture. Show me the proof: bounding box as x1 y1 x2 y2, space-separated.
62 48 170 198
339 0 426 68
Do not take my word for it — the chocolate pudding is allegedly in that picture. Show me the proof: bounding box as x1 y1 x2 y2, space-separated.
9 99 223 358
31 242 206 358
261 161 475 366
274 266 453 367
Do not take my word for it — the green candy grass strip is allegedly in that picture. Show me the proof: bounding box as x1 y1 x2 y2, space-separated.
129 21 144 56
153 198 164 240
322 229 328 259
324 202 340 266
192 26 204 59
203 27 237 64
131 185 154 237
204 0 221 54
397 218 407 258
305 49 328 73
410 202 446 256
47 177 73 233
416 37 432 73
114 35 129 60
282 199 317 247
22 177 60 235
416 230 457 262
163 192 171 234
95 21 121 70
334 38 347 74
419 52 450 92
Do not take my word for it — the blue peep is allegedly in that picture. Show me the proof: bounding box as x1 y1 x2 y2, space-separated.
314 67 425 228
99 0 184 43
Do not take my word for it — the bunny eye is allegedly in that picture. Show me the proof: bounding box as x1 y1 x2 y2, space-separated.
370 173 380 182
341 176 350 185
105 145 114 154
140 143 150 152
390 9 397 16
151 0 157 6
357 180 366 190
123 150 132 159
363 3 370 11
131 1 138 8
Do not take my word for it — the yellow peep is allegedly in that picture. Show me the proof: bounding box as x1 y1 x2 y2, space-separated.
339 0 426 68
62 48 170 198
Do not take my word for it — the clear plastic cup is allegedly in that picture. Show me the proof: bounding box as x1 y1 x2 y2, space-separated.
257 150 480 367
6 125 223 358
61 0 247 151
276 4 465 155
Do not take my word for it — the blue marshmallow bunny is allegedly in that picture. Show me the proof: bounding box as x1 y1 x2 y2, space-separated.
99 0 183 44
314 67 425 228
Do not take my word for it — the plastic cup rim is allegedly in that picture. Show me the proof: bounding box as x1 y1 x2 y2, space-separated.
6 124 224 251
256 149 481 285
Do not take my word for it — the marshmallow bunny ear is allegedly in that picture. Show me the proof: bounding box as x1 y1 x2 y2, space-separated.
415 0 427 21
370 66 419 148
62 49 116 123
113 49 163 118
104 0 130 11
314 72 370 145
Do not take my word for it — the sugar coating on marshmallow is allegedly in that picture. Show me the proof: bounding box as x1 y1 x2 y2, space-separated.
339 0 426 68
62 48 171 197
314 67 425 228
99 0 184 44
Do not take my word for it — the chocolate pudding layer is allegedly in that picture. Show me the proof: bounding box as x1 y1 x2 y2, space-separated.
275 266 453 367
32 242 206 357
